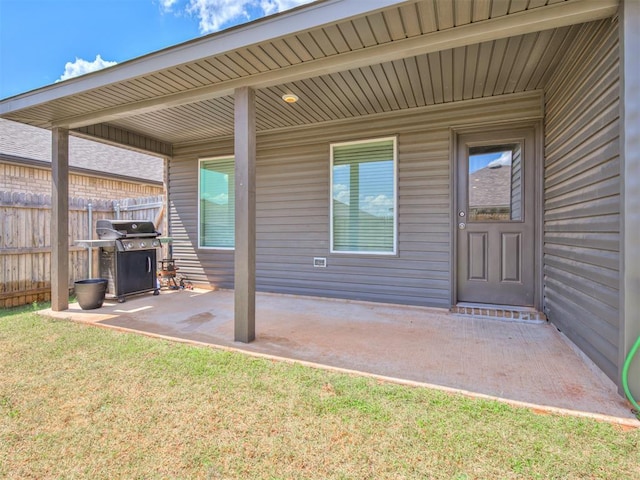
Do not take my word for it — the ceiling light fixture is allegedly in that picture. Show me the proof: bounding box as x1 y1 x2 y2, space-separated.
282 93 299 103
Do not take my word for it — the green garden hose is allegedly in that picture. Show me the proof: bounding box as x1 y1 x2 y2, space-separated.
622 335 640 414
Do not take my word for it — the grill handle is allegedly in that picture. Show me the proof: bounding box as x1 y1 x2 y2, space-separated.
147 257 152 273
96 226 124 238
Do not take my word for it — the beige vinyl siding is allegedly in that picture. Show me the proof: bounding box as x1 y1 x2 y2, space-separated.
543 19 620 381
170 91 542 307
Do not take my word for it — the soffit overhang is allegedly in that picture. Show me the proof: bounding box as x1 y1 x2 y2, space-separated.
0 0 619 150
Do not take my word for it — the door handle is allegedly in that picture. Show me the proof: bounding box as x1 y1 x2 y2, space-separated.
458 222 466 230
147 257 151 272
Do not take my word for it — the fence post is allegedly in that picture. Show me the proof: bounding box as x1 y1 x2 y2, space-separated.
87 202 93 278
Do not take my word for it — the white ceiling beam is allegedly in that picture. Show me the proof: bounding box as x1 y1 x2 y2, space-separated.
51 0 618 129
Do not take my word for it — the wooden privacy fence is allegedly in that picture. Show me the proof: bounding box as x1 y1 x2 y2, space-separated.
0 191 164 308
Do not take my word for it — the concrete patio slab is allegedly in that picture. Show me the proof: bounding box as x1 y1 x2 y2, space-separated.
42 288 639 427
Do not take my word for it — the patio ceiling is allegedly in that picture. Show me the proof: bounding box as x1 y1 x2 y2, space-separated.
0 0 618 150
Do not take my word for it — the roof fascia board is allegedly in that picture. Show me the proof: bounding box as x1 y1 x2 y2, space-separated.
51 0 618 130
0 0 405 115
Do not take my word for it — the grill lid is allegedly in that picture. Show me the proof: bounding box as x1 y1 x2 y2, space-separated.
96 219 160 239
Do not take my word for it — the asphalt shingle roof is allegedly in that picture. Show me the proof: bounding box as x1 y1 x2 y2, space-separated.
469 165 511 208
0 119 163 183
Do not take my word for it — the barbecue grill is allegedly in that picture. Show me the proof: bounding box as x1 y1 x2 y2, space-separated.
94 219 161 302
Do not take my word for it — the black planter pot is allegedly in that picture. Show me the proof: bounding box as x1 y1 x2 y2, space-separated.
74 278 108 310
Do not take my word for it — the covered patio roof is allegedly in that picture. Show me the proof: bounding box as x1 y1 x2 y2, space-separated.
0 0 618 152
0 0 625 327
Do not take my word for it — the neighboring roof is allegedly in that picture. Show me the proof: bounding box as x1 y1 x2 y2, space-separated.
0 0 619 152
0 118 163 184
469 165 511 208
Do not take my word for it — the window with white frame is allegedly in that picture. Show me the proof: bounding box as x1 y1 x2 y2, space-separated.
199 156 234 249
331 137 397 254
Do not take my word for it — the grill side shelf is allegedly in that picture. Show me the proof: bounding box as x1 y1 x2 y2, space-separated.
75 240 117 248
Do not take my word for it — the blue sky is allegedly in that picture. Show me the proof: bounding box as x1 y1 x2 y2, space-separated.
469 151 512 173
0 0 313 100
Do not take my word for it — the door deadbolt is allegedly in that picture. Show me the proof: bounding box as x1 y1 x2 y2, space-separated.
458 211 465 217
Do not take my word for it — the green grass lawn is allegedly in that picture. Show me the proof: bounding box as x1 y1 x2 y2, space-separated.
1 305 639 479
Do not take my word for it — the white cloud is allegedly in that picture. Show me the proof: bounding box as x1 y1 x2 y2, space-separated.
160 0 179 12
334 185 394 218
362 194 393 218
212 192 229 204
56 55 118 82
188 0 249 33
488 151 512 168
334 183 350 205
184 0 314 34
259 0 311 15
